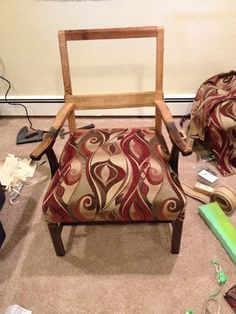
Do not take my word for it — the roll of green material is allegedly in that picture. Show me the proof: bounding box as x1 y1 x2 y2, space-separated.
199 202 236 265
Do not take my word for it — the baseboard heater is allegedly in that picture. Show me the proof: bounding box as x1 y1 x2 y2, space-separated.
0 96 194 117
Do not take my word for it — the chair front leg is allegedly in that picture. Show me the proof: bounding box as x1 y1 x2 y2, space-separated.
169 144 180 175
46 147 59 178
171 219 183 254
0 221 6 249
47 223 65 256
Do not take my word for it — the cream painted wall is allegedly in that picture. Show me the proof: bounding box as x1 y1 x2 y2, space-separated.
0 0 235 101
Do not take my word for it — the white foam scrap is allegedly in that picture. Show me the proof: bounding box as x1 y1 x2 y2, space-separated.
0 154 36 191
4 304 32 314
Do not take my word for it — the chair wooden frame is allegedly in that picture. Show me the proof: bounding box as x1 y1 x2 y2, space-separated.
30 26 192 256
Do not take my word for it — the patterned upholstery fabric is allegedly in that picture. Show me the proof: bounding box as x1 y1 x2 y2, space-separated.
224 284 236 312
43 128 186 223
187 71 236 176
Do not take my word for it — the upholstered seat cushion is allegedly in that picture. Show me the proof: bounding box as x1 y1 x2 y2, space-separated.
43 128 186 223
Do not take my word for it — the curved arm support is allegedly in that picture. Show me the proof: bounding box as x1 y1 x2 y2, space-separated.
154 100 192 156
30 102 75 161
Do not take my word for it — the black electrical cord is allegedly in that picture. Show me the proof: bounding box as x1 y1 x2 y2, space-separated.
0 75 45 132
0 75 95 140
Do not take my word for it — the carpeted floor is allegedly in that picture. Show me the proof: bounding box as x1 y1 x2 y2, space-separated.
0 116 235 314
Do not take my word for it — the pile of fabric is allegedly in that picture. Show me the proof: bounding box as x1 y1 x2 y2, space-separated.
0 154 36 203
187 71 236 176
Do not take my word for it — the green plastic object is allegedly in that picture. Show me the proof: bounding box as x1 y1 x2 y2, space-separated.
211 259 228 285
199 202 236 265
185 310 195 314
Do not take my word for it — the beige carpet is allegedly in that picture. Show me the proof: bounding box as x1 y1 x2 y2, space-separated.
0 116 235 314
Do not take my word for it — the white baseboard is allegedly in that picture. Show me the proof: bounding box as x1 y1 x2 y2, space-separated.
0 96 194 116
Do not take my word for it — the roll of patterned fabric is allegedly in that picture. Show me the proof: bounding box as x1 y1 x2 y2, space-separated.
182 182 236 215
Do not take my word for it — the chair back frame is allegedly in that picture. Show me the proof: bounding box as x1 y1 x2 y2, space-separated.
58 26 164 110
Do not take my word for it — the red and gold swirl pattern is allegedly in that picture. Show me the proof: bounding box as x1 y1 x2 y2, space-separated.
188 71 236 176
43 128 186 223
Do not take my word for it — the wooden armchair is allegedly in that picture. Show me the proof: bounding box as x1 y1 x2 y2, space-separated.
31 26 192 256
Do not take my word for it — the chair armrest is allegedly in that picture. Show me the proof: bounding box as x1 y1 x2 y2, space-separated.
155 100 192 156
30 102 75 161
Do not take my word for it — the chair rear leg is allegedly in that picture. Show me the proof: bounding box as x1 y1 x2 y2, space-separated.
171 219 183 254
47 223 65 256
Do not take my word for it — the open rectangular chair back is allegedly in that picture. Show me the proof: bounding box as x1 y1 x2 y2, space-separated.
58 26 164 131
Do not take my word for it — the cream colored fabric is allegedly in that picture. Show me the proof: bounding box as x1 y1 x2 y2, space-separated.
0 154 36 191
182 182 236 215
